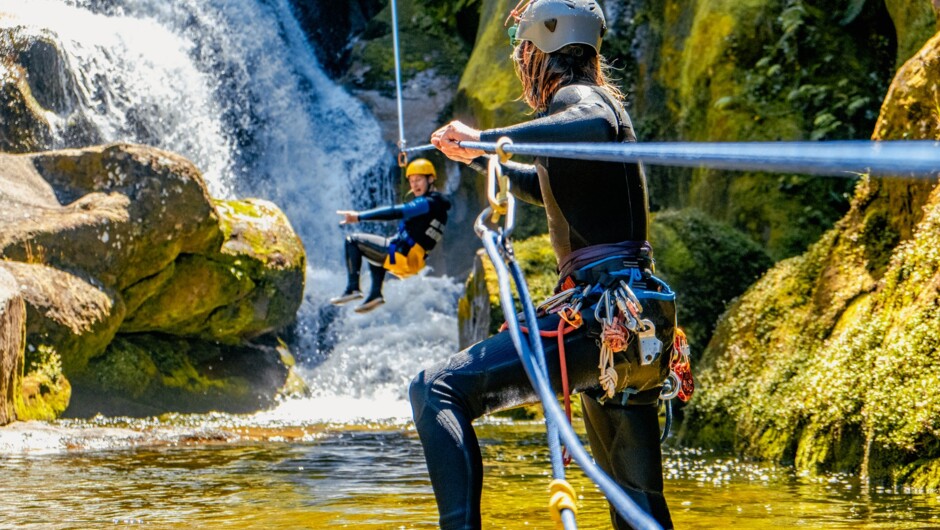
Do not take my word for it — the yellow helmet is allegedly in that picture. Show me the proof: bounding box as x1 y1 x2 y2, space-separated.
405 158 436 180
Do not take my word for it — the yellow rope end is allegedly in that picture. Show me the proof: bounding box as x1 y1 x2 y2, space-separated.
548 479 578 528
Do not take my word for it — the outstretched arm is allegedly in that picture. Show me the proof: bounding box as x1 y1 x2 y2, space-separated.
339 197 431 225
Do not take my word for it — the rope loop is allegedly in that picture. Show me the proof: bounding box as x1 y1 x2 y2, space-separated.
548 479 578 528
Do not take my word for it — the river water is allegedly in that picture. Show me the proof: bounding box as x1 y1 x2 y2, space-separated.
2 409 938 529
2 1 939 528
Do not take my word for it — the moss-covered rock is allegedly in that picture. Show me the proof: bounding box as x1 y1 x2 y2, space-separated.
884 0 940 68
67 334 307 418
0 143 307 417
679 30 940 486
0 261 125 375
0 267 25 425
670 0 897 259
650 209 773 352
15 343 70 421
458 234 557 348
454 0 528 130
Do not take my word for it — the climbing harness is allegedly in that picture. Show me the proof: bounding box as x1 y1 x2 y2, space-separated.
384 236 426 278
477 138 662 530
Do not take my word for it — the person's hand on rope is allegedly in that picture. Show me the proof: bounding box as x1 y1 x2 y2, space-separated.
431 120 484 164
336 210 359 225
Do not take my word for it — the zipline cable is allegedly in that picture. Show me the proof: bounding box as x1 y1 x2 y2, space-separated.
401 143 436 156
458 139 940 178
390 0 407 155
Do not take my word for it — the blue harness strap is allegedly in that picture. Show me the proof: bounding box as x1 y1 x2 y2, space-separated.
387 223 416 264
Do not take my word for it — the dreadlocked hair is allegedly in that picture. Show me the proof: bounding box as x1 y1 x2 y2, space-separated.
512 41 624 113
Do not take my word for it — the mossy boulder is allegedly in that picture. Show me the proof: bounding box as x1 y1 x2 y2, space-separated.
679 30 940 487
0 143 306 418
67 334 306 418
650 209 773 352
0 261 125 375
0 267 25 425
459 234 556 348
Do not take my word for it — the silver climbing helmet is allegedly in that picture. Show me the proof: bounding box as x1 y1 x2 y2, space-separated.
513 0 607 54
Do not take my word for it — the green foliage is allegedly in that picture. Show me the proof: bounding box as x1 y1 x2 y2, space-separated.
350 0 474 93
25 343 63 387
414 0 481 33
16 343 71 420
481 233 557 336
738 0 893 141
651 209 774 354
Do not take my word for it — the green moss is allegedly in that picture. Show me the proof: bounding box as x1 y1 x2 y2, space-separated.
455 0 529 128
478 234 556 335
651 209 774 351
347 0 471 93
88 339 159 398
74 334 298 416
664 0 896 259
15 344 71 420
120 254 255 337
682 181 940 484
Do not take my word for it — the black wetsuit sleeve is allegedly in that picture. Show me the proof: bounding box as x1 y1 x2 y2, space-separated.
467 156 543 206
479 85 617 145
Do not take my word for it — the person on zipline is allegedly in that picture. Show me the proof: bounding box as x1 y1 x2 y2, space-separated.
410 0 676 528
330 158 450 313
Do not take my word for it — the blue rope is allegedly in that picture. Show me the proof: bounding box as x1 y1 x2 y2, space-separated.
389 0 406 151
480 229 662 530
459 139 940 178
507 255 566 479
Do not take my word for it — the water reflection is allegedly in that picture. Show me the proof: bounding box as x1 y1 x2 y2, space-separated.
1 418 937 529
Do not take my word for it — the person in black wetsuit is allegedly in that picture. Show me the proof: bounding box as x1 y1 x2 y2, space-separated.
330 158 450 313
410 1 676 528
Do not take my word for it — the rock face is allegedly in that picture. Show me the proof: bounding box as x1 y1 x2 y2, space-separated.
0 143 307 418
680 31 940 489
0 268 25 425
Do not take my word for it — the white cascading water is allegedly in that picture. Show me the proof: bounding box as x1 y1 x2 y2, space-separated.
1 0 462 421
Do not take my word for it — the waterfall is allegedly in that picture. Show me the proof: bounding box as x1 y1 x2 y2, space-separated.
2 0 461 418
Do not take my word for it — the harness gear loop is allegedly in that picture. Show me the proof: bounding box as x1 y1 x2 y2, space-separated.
496 136 514 163
594 290 631 398
548 479 578 529
672 328 695 402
